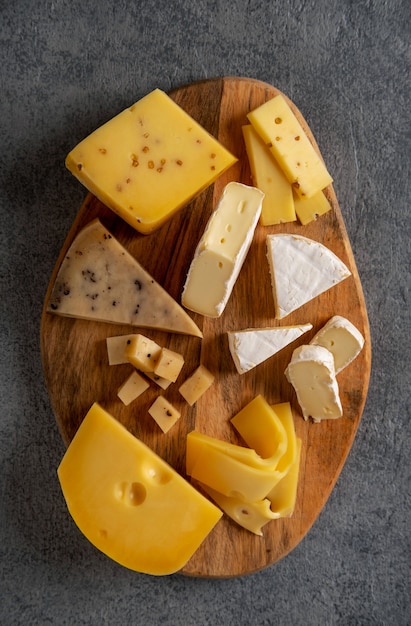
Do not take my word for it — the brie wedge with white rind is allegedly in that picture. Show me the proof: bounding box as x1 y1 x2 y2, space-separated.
310 315 365 374
47 219 202 337
285 344 342 422
181 182 263 317
266 234 351 319
227 324 313 374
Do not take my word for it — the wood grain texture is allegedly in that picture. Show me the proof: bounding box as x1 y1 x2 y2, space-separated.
40 77 371 578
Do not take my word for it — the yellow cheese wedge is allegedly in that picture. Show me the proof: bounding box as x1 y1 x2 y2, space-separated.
47 219 202 337
66 89 237 234
242 124 296 225
247 94 333 198
57 403 222 575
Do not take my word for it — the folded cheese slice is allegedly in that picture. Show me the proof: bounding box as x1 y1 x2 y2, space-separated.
266 234 351 319
227 324 313 374
47 219 202 337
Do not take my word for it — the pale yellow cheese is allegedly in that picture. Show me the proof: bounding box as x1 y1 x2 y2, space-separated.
47 219 202 337
145 372 172 390
242 124 296 225
57 403 222 575
310 315 365 373
117 371 150 406
66 89 237 234
153 347 184 383
293 189 331 225
125 334 162 373
148 397 181 433
179 365 214 406
106 334 138 365
247 94 333 198
181 182 263 317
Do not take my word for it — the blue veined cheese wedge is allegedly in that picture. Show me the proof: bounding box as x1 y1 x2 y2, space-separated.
47 219 202 337
182 182 264 317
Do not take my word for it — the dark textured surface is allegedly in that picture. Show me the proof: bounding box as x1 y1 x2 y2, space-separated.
1 1 409 624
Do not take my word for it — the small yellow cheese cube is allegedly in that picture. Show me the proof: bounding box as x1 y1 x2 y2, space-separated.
179 365 215 406
247 94 333 198
65 89 237 234
242 124 296 225
153 347 184 383
293 189 331 225
117 371 150 406
125 334 161 373
106 334 138 365
145 372 172 390
148 397 181 433
57 403 222 575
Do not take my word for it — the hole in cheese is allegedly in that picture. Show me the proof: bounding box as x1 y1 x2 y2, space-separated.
144 464 173 485
129 482 147 506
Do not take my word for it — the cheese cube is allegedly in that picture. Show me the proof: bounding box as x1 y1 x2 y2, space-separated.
182 182 263 317
66 89 237 234
179 365 214 406
57 403 222 575
145 372 173 390
106 334 138 365
242 124 296 225
285 345 342 422
310 315 364 373
247 94 333 198
148 397 181 433
125 334 161 372
153 347 184 383
117 371 150 406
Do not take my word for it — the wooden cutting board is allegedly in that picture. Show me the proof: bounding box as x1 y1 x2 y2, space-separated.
40 77 371 578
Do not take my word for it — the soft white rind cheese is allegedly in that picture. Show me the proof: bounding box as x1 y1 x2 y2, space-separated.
285 344 342 422
310 315 365 373
227 324 313 374
181 182 263 317
266 234 351 319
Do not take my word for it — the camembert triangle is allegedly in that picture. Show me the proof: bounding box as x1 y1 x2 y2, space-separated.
47 219 202 337
227 324 313 374
266 234 351 319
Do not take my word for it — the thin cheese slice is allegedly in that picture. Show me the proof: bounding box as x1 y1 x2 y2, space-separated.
57 403 222 575
227 324 313 374
266 234 351 319
47 219 202 337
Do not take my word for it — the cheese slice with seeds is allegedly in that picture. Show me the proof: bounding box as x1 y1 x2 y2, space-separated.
266 234 351 319
227 324 313 374
47 219 202 337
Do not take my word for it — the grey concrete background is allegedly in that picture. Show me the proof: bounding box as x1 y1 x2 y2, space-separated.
1 0 410 624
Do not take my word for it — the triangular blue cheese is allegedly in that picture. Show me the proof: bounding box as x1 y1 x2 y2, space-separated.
47 219 202 337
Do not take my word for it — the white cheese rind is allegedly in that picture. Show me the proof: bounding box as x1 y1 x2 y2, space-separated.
310 315 365 373
47 219 202 337
227 324 313 374
285 344 342 422
266 234 351 319
181 182 263 317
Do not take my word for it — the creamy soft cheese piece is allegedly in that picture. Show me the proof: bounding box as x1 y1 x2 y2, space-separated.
310 315 365 373
247 94 333 198
181 182 263 317
65 89 237 234
285 344 342 422
47 219 202 337
266 234 351 319
227 323 313 374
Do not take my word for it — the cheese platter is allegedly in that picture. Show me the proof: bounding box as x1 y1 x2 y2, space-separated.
40 77 371 577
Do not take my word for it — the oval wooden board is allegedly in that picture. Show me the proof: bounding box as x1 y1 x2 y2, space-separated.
40 77 371 578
